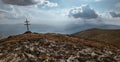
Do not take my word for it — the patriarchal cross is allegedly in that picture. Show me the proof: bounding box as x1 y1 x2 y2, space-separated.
24 18 30 31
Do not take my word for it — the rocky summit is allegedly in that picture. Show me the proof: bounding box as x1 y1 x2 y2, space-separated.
0 33 120 62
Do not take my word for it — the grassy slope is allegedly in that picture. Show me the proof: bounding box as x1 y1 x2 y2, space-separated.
72 28 120 48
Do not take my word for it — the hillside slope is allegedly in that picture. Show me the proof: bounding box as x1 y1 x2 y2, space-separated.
0 32 120 62
72 28 120 48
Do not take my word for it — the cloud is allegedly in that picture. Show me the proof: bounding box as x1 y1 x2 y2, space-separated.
0 10 7 14
0 10 11 19
110 12 120 17
82 0 102 2
68 5 98 19
115 2 120 8
2 0 58 7
42 0 58 7
0 9 25 24
0 4 62 24
2 0 39 6
0 0 13 11
95 0 102 2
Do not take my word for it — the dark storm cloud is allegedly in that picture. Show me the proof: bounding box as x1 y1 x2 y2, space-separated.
2 0 39 6
110 12 120 18
69 5 98 19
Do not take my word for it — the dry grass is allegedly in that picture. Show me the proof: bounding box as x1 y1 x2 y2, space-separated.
72 28 120 48
0 32 118 50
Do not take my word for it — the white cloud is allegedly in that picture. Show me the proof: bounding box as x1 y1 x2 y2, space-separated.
43 1 58 7
68 5 98 19
95 0 102 2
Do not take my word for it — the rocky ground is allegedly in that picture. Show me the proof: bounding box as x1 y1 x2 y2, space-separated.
0 33 120 62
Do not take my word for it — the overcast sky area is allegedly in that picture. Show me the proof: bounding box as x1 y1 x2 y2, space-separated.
0 0 120 26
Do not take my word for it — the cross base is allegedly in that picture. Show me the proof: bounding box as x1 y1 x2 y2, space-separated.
24 31 32 34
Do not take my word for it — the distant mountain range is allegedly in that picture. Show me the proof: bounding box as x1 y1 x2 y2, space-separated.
66 24 120 33
0 24 120 38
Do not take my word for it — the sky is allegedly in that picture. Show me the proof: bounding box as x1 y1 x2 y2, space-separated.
0 0 120 26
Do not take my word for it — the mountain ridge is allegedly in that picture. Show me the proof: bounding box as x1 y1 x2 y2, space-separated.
72 28 120 48
0 32 120 62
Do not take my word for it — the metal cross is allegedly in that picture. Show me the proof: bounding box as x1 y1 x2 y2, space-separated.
24 18 30 31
